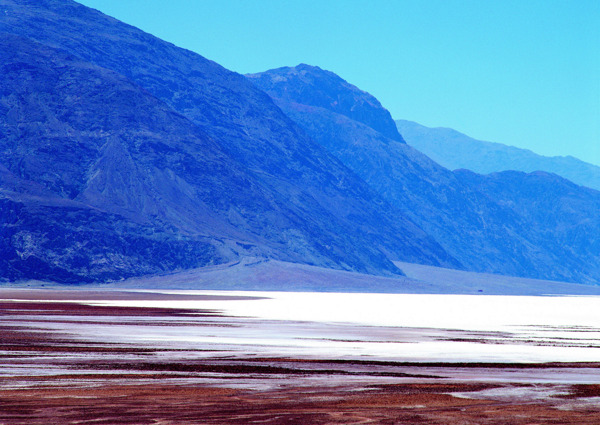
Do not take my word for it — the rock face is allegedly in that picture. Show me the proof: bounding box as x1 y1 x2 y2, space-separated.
455 169 600 284
396 119 600 191
249 64 600 284
0 196 222 283
0 34 265 281
1 35 260 237
247 64 404 143
0 1 459 283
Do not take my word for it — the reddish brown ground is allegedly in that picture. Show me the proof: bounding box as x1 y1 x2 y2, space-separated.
1 292 600 424
3 380 600 425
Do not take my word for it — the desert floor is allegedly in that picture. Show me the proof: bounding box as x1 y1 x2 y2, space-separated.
1 288 600 424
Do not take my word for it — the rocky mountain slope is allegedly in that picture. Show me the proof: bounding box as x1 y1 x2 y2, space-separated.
248 64 404 142
0 34 267 281
455 169 600 281
396 119 600 191
0 0 459 282
249 64 600 284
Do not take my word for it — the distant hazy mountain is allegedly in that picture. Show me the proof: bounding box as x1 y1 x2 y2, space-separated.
1 0 458 282
396 119 600 191
250 64 600 284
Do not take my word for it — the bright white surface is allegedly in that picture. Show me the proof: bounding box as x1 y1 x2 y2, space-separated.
95 292 600 330
88 292 600 363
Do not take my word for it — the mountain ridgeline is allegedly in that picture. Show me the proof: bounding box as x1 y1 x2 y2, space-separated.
0 0 598 286
247 64 405 143
249 65 600 285
1 0 458 283
396 120 600 192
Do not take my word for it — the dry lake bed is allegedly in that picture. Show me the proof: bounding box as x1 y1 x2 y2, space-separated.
1 288 600 424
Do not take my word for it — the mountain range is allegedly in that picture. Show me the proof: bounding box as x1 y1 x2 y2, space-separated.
1 0 598 286
396 119 600 191
249 65 600 284
0 0 456 282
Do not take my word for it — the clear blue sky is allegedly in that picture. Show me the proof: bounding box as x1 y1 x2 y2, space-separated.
78 0 600 166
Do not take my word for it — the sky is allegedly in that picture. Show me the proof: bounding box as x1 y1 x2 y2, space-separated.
78 0 600 166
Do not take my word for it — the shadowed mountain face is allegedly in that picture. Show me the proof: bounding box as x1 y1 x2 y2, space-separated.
0 1 460 282
0 195 223 283
455 169 600 282
0 34 272 281
249 65 600 284
0 35 263 238
396 119 600 191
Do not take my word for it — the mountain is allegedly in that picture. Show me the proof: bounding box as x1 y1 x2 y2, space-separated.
249 64 600 284
0 34 270 281
247 64 404 143
0 0 459 283
396 119 600 191
455 169 600 281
